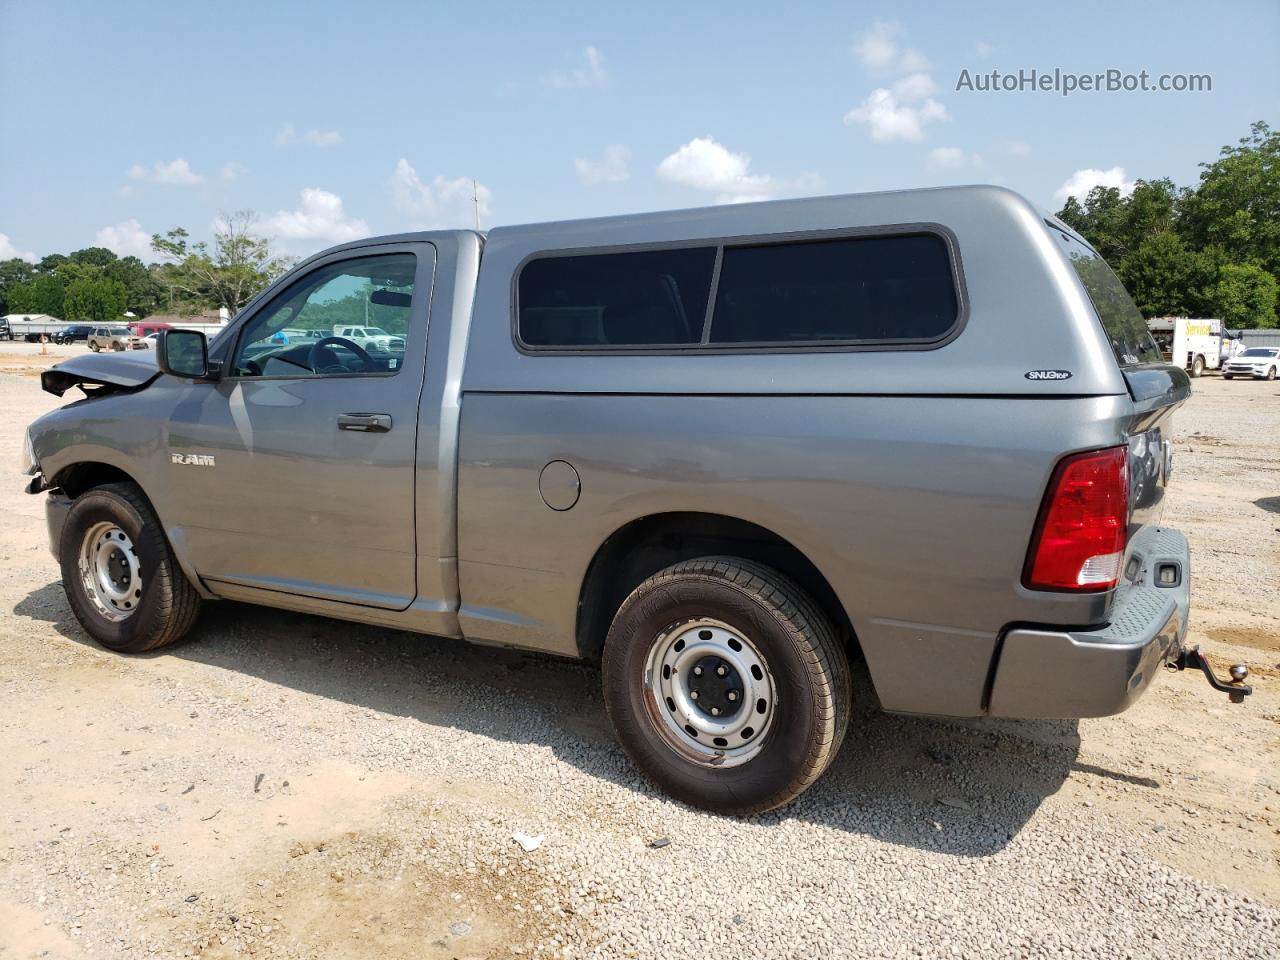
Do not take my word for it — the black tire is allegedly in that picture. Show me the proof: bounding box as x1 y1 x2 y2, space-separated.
602 557 851 815
59 482 201 653
1268 367 1277 381
1190 355 1204 378
1223 374 1233 380
89 342 100 352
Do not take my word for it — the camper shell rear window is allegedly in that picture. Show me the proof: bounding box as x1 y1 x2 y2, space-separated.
515 227 963 352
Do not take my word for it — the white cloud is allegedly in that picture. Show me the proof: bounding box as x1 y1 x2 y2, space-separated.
892 72 937 102
847 23 945 143
844 88 948 142
1005 140 1032 157
656 136 819 204
264 188 369 244
928 147 982 169
542 46 609 89
95 219 152 259
0 233 36 263
275 125 341 148
128 158 204 185
575 144 631 185
852 21 929 73
1054 166 1135 204
303 129 341 148
975 41 994 58
392 158 492 229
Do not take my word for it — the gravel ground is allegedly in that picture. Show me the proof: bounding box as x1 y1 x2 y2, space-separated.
0 347 1277 959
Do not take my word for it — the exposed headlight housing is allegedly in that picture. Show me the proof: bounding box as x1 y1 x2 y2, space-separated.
20 427 37 476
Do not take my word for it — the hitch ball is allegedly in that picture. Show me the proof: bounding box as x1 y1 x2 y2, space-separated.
1229 664 1249 683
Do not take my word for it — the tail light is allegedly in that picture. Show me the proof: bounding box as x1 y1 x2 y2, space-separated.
1024 446 1128 591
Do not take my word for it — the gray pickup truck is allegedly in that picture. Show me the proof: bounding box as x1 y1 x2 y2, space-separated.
22 186 1250 814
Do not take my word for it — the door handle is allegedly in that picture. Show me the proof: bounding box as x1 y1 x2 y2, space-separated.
337 413 392 432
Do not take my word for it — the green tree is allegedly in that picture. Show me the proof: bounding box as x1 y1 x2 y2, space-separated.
104 256 164 317
1181 122 1280 280
62 277 129 324
6 273 67 316
1118 234 1217 317
68 246 119 268
152 211 292 315
0 258 36 314
1206 263 1278 329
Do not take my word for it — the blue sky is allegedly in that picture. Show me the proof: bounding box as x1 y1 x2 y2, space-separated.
1 0 1277 262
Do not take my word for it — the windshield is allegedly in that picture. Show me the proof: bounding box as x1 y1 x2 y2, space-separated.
1054 231 1162 366
109 327 130 335
1242 348 1277 357
364 328 390 337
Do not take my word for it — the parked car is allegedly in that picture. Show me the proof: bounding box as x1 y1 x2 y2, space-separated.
22 187 1250 815
1222 347 1279 380
54 325 94 345
332 324 405 355
129 321 172 339
87 326 148 352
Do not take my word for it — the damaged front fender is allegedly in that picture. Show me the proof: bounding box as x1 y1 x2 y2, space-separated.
40 350 161 398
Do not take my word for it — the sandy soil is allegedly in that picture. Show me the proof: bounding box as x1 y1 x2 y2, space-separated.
0 342 1276 958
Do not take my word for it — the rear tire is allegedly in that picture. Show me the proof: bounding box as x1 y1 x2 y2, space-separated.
60 483 201 653
1190 355 1204 378
602 557 850 816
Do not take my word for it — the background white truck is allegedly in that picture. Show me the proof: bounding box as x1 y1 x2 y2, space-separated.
1146 317 1242 377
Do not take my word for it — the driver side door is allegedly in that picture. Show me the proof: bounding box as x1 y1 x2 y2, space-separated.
166 243 435 610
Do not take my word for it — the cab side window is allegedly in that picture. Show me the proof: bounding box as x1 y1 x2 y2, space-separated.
231 253 416 378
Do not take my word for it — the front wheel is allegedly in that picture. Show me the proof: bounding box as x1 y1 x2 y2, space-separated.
60 482 201 653
602 557 850 815
88 342 100 352
1224 374 1234 380
1267 367 1277 381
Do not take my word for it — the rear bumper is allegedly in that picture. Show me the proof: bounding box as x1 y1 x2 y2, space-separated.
988 527 1189 718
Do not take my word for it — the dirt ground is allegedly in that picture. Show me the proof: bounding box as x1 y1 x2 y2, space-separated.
0 342 1277 959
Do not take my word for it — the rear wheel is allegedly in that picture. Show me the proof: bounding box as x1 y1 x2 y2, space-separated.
1190 355 1205 378
60 483 201 653
602 557 850 815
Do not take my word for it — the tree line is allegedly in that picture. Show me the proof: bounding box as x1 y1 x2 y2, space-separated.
0 211 293 325
2 122 1277 327
1055 121 1278 328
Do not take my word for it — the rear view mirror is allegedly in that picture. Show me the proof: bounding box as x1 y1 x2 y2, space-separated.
157 329 215 380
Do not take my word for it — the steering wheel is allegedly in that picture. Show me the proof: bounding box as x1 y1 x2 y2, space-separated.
308 336 373 373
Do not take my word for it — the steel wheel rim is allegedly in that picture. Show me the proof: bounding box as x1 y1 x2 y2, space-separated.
643 618 777 767
78 522 142 622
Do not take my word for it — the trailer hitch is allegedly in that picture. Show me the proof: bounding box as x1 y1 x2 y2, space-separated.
1169 645 1251 703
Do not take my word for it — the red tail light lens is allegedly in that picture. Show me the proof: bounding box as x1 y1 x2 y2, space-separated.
1025 446 1128 591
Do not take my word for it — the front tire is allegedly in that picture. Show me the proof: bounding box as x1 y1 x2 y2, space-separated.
1267 367 1277 381
89 342 100 352
60 483 201 653
602 557 850 815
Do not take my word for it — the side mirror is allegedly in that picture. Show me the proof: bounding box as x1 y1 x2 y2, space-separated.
157 329 217 380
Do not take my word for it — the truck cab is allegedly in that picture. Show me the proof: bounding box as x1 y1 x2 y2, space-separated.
22 187 1250 815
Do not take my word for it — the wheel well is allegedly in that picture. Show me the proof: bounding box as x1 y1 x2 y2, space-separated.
52 462 136 498
575 512 856 664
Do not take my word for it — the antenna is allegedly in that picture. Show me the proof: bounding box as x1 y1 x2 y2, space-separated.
472 178 481 231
